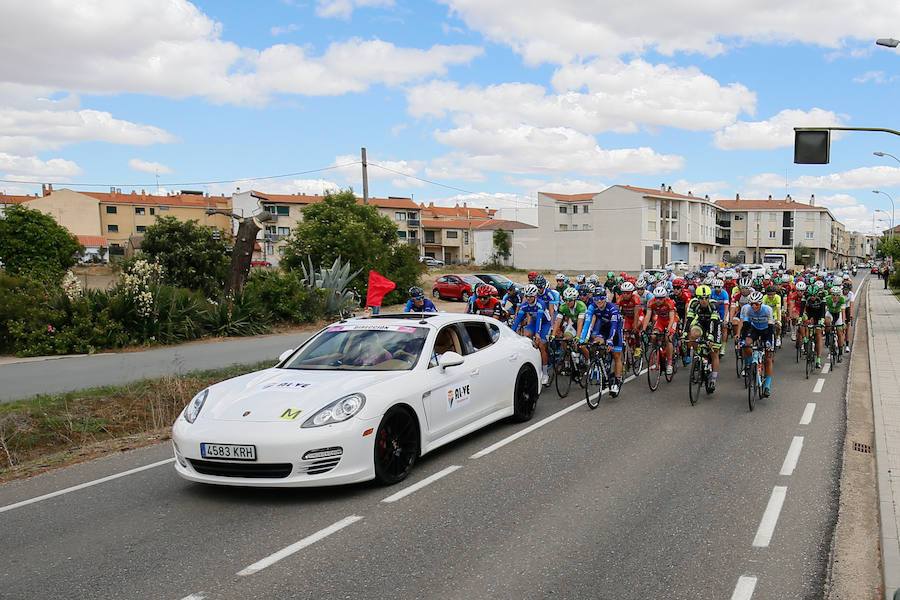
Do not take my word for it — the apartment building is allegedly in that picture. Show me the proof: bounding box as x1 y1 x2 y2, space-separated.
419 202 496 264
232 190 422 266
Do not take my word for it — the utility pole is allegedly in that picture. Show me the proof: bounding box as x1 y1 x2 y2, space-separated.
361 147 369 205
661 199 668 267
756 220 761 263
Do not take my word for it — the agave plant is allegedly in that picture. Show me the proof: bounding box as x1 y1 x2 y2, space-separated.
300 256 361 316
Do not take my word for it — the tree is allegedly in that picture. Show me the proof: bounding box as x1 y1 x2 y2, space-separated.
794 243 815 268
0 204 82 280
877 236 900 262
492 229 511 261
141 216 229 295
282 191 423 304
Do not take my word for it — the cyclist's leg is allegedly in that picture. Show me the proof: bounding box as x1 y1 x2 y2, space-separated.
709 321 722 378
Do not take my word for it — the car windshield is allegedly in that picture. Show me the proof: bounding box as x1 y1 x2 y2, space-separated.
487 274 513 285
461 275 483 287
282 324 429 371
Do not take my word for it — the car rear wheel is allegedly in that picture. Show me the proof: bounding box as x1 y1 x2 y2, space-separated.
511 365 539 422
373 406 419 485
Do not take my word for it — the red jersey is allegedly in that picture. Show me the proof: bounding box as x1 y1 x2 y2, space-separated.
616 292 641 319
647 297 676 324
472 297 501 318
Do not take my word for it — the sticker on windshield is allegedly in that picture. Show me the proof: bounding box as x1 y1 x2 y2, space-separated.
261 381 311 389
327 324 420 333
446 381 471 411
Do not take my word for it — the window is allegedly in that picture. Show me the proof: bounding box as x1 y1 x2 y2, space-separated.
136 225 146 233
768 231 776 239
150 208 156 216
107 224 119 233
430 325 463 367
159 206 169 211
266 226 276 235
582 205 590 213
582 224 590 230
277 246 285 255
135 207 145 215
446 230 458 239
572 205 578 214
425 231 436 244
407 212 417 220
276 205 290 216
397 230 407 239
105 206 117 214
647 220 656 232
395 212 406 221
559 206 567 214
277 227 290 236
408 230 417 239
559 224 568 231
463 322 495 351
463 230 469 245
806 231 814 240
733 214 744 221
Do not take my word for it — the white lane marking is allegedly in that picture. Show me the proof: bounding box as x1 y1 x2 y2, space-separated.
799 403 816 425
237 515 363 576
180 593 207 600
470 369 647 460
381 465 461 503
813 378 825 393
779 436 804 476
0 458 174 514
730 576 758 600
753 486 787 547
821 362 831 374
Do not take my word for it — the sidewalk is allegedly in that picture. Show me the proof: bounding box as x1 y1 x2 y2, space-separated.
867 281 900 599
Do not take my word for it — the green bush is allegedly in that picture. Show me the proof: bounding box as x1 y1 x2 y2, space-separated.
243 270 327 323
202 292 272 337
0 205 82 281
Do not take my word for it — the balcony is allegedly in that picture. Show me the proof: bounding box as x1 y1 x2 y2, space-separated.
716 218 732 228
715 235 731 245
406 238 421 246
407 218 421 228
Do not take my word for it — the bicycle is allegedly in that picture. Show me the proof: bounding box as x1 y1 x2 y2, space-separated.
743 340 766 412
623 329 645 377
667 327 683 383
553 338 582 398
802 323 817 379
645 330 670 392
824 324 841 369
688 340 714 406
546 338 566 388
584 342 612 409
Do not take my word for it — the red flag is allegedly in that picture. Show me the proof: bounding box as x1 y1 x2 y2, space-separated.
365 270 396 307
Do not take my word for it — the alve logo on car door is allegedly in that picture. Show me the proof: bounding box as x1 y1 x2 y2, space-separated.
447 382 471 411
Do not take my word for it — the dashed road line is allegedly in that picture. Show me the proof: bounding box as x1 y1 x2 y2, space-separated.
381 466 461 503
237 515 363 576
730 575 758 600
779 436 804 476
180 593 207 600
821 363 831 374
799 403 816 425
753 486 787 547
812 378 825 393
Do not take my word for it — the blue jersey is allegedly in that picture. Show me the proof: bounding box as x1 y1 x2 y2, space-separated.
511 299 547 332
538 288 560 321
580 301 623 345
639 290 653 309
404 298 437 313
710 289 729 320
740 303 773 331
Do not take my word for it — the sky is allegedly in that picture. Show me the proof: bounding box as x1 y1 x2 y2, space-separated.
1 0 899 233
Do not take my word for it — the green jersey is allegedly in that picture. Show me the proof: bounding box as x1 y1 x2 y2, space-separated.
824 295 846 314
558 300 587 321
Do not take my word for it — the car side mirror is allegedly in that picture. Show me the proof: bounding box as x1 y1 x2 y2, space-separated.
278 348 295 363
438 351 464 370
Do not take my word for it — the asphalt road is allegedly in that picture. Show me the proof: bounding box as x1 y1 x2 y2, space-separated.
0 277 866 600
0 331 312 402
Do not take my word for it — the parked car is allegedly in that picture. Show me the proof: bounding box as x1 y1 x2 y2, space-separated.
664 260 690 273
872 266 880 274
641 268 667 282
419 256 445 267
250 260 271 268
473 273 520 293
697 264 717 275
432 274 483 301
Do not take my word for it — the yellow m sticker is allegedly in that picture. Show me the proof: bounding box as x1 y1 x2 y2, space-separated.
280 408 302 421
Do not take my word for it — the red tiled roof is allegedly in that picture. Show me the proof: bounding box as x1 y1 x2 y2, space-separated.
422 218 480 229
79 190 230 208
539 192 599 202
76 235 108 247
251 190 418 210
419 203 496 219
714 199 825 210
0 193 37 205
473 219 536 230
619 185 704 201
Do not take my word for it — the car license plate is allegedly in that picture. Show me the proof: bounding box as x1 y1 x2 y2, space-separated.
200 443 257 461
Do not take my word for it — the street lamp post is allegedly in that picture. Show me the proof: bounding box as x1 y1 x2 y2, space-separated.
874 190 896 238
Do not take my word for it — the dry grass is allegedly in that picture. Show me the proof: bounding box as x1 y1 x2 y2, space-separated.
0 361 270 482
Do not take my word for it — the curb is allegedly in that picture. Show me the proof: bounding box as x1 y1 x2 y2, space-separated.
867 280 900 599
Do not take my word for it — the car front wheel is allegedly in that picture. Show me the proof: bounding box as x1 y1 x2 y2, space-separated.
373 406 419 485
432 288 441 299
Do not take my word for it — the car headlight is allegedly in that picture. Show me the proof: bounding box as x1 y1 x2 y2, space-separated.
302 394 366 428
183 389 209 424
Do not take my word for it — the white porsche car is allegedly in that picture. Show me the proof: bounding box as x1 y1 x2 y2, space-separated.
172 313 541 487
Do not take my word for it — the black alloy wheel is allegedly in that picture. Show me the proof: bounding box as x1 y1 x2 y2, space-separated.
512 366 539 422
373 407 420 485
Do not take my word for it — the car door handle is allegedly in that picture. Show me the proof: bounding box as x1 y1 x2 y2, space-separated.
470 368 480 376
508 353 518 361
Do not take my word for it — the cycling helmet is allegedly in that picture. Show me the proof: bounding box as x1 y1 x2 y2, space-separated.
766 285 777 294
607 271 615 278
476 284 492 297
555 273 566 281
653 286 668 298
713 279 724 288
635 278 647 289
527 271 538 282
619 281 635 292
795 281 807 292
695 285 712 298
830 285 842 295
562 287 579 301
703 276 714 285
749 291 764 303
724 270 737 279
588 274 600 285
408 286 424 300
646 274 657 284
575 274 586 284
533 275 547 289
842 273 851 281
673 277 685 287
738 277 752 288
522 284 539 297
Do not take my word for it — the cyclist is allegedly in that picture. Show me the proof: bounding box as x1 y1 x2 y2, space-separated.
511 284 551 385
580 290 625 396
527 271 539 284
642 285 677 376
500 283 522 319
763 285 783 348
616 280 643 358
635 278 654 312
552 286 587 345
740 291 775 397
710 279 730 357
824 285 847 362
803 283 827 369
555 273 568 294
468 284 502 319
577 283 594 305
788 280 804 343
670 278 692 365
404 286 438 312
842 277 855 353
686 284 721 392
575 273 586 285
604 271 617 293
534 275 561 324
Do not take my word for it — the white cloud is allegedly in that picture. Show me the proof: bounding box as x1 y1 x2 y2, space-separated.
333 154 426 189
129 159 173 174
0 153 81 178
270 24 300 36
714 108 845 150
316 0 394 19
788 166 900 190
669 179 730 198
0 1 480 105
853 70 896 84
439 0 900 64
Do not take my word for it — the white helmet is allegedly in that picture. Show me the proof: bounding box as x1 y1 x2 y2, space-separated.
556 273 566 281
830 285 842 295
635 278 647 289
620 281 635 292
575 273 586 283
842 273 851 281
713 279 724 288
653 286 668 298
523 284 539 297
795 281 807 292
749 291 764 303
562 287 579 301
703 276 714 285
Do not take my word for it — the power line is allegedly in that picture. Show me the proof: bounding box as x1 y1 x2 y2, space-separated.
0 162 361 188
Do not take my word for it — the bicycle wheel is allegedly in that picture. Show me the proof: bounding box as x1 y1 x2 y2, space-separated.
585 357 603 409
631 342 645 377
757 361 766 400
689 356 702 406
795 337 801 364
747 360 757 411
555 350 572 398
647 347 661 392
804 340 812 379
664 345 675 383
